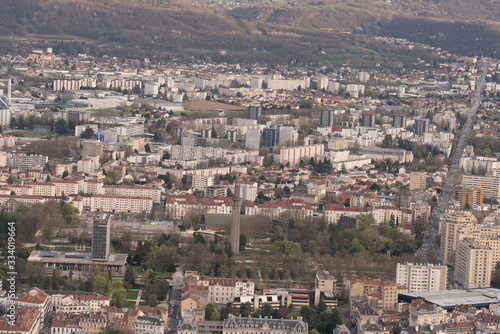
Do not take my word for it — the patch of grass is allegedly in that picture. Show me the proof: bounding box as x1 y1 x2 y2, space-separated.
126 290 139 300
89 108 122 117
139 301 147 306
156 271 173 278
126 300 136 308
10 130 53 138
239 251 251 258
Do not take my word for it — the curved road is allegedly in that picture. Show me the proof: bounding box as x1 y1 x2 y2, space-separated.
418 61 489 264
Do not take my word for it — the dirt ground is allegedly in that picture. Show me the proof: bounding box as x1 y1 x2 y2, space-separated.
183 100 246 111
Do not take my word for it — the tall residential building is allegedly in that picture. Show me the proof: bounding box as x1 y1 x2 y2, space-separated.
460 175 500 199
82 140 104 157
439 210 477 266
0 108 12 127
278 126 297 146
456 238 493 289
361 113 376 128
414 119 430 135
248 105 262 120
409 172 427 191
230 181 241 255
320 109 335 127
395 263 447 293
393 115 407 128
452 186 484 209
92 213 111 261
262 128 277 147
239 182 258 201
227 128 237 144
245 129 261 150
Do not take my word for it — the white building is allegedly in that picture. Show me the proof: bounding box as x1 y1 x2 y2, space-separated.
278 126 297 146
239 182 258 201
144 82 159 96
8 153 48 170
396 263 447 293
75 124 99 137
135 317 165 334
278 144 324 166
246 129 261 151
77 155 100 173
207 278 254 304
0 108 12 127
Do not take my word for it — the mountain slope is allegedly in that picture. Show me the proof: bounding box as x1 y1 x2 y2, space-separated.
0 0 498 62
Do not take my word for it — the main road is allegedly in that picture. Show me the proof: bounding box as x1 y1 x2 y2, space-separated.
417 61 489 263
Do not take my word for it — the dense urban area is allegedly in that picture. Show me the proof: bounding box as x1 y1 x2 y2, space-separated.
0 33 500 334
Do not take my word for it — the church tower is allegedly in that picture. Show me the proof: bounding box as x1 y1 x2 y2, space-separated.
230 178 241 255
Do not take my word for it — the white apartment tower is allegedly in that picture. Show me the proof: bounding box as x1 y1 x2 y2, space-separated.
245 129 261 151
396 263 447 293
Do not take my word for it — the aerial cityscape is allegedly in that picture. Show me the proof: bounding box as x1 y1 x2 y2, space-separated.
0 1 500 334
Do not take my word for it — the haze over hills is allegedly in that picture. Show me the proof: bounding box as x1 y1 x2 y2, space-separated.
0 0 499 63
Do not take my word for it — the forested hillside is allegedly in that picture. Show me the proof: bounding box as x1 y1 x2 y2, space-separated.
0 0 498 62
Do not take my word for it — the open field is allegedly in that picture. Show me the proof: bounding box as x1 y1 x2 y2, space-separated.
10 130 52 138
183 101 246 112
89 108 122 117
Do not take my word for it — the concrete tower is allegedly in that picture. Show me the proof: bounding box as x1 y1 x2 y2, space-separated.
7 78 11 106
230 179 241 255
92 212 111 261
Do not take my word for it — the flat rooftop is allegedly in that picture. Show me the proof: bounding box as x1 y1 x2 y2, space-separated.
400 288 500 309
28 250 127 266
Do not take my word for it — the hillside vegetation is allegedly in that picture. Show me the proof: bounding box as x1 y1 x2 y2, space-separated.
0 0 498 62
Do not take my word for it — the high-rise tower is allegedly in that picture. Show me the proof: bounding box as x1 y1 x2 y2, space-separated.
92 212 111 261
230 179 241 255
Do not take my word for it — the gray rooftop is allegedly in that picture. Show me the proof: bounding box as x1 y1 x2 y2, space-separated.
28 250 127 266
400 288 500 309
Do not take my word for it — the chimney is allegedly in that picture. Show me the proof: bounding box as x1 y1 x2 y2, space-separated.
7 77 11 106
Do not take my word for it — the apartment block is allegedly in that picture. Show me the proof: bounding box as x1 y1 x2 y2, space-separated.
440 210 477 266
278 126 297 146
456 238 493 289
328 139 349 151
77 155 100 173
460 174 500 199
239 181 258 201
347 278 407 311
103 185 162 203
409 172 427 191
396 263 447 293
77 195 154 213
278 144 325 166
82 140 104 157
452 186 483 209
8 153 48 170
245 129 261 150
207 278 254 304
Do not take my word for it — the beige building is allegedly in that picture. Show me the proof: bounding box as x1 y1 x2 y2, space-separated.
328 139 349 151
347 279 406 312
460 174 500 199
409 172 427 191
82 140 104 158
456 238 493 289
103 185 162 203
440 210 477 266
440 210 500 288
